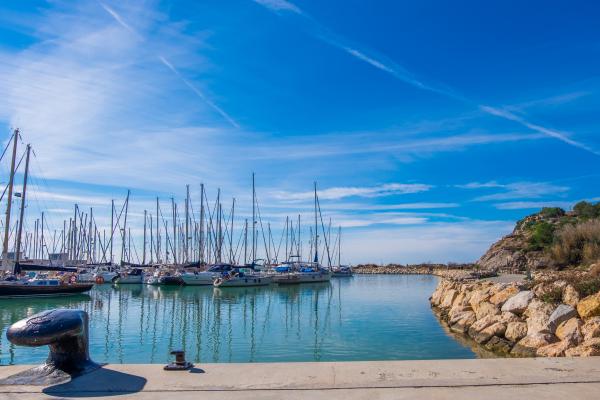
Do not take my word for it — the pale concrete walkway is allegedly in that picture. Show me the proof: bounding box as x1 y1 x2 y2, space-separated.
1 357 599 399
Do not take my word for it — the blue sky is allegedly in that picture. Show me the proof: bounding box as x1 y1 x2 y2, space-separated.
0 0 599 264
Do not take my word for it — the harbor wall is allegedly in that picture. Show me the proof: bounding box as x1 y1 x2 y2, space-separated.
430 276 600 357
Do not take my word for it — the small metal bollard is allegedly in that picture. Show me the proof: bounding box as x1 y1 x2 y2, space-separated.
164 350 193 371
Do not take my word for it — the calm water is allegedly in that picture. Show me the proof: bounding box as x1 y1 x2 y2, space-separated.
0 275 475 364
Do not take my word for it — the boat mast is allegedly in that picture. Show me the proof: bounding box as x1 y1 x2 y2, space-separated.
229 198 235 264
244 218 248 264
14 143 31 271
121 190 130 264
143 209 147 265
338 226 341 267
171 197 177 265
314 182 318 263
110 199 114 264
185 184 189 263
156 197 160 263
252 173 256 263
199 183 205 264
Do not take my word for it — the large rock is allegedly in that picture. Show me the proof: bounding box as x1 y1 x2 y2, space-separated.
577 292 600 320
536 339 571 357
469 287 492 313
563 285 580 307
581 316 600 341
501 291 534 315
472 321 506 344
485 336 513 354
489 286 519 306
449 311 477 334
564 338 600 357
556 317 583 344
467 314 496 337
475 301 500 321
440 289 458 309
511 333 559 357
505 321 528 342
547 304 578 332
525 300 555 335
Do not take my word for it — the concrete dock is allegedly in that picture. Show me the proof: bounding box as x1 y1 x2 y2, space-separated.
1 357 599 399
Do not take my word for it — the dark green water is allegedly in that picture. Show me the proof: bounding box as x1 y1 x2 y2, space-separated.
0 275 475 364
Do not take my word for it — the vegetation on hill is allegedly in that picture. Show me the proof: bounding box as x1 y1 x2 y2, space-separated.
479 201 600 271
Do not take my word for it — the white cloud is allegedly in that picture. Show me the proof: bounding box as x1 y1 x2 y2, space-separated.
253 0 303 14
272 183 432 201
494 201 574 210
458 181 570 202
342 220 513 264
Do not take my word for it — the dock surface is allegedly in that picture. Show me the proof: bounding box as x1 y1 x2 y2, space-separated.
1 357 599 399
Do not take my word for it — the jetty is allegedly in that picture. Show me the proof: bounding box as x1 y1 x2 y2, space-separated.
1 358 599 399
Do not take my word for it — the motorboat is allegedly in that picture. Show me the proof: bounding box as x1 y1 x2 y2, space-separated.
213 267 272 287
115 268 144 284
0 274 93 297
270 262 331 284
180 264 234 285
332 265 353 277
92 265 119 283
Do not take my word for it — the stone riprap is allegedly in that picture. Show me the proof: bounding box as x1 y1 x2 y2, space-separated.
431 278 600 357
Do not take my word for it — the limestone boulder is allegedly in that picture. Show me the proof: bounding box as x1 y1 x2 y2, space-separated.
556 317 583 344
501 291 534 315
472 321 506 344
505 321 528 342
547 304 578 333
576 292 600 320
449 304 472 321
485 336 513 354
467 314 496 337
499 311 522 324
525 300 555 335
536 340 571 357
562 285 580 307
489 286 519 306
475 301 500 321
581 316 600 341
449 311 477 334
469 287 492 313
511 333 559 357
440 289 458 309
564 337 600 357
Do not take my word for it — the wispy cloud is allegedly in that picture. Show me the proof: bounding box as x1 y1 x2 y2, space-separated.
459 181 570 202
494 201 574 210
100 2 238 128
272 183 432 201
253 0 302 14
254 0 598 156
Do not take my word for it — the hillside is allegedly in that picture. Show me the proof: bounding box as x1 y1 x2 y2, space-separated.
477 201 600 271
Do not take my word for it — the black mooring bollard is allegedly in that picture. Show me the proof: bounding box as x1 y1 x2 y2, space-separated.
1 308 101 385
164 350 193 371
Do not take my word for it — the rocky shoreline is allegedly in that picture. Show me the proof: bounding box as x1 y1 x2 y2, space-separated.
353 264 483 280
430 277 600 357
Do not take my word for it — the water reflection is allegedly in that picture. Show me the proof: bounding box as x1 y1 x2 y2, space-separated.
0 276 475 365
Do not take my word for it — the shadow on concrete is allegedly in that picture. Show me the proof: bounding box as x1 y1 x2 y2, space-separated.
189 367 205 374
42 367 147 397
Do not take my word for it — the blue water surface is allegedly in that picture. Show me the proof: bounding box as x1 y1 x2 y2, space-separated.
0 275 475 364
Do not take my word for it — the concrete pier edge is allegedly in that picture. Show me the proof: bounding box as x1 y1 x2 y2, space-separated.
1 358 600 399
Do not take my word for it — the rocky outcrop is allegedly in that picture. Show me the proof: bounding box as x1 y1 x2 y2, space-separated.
431 278 600 357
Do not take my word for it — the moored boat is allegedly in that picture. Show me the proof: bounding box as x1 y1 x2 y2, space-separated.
213 268 272 287
115 268 144 284
0 275 93 297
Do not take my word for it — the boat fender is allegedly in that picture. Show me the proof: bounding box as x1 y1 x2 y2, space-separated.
95 276 104 284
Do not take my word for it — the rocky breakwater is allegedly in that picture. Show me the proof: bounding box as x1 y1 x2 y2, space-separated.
354 264 480 280
431 279 600 357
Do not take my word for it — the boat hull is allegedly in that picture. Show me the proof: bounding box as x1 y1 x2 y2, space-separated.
213 276 272 287
180 274 215 285
115 275 144 284
0 283 93 297
272 271 331 284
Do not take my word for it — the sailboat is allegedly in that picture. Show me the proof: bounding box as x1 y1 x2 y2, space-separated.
331 227 353 277
0 133 93 297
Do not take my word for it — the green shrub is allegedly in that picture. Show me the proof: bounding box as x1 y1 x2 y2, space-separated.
573 277 600 298
540 287 563 304
540 207 565 218
528 221 555 251
573 201 600 219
